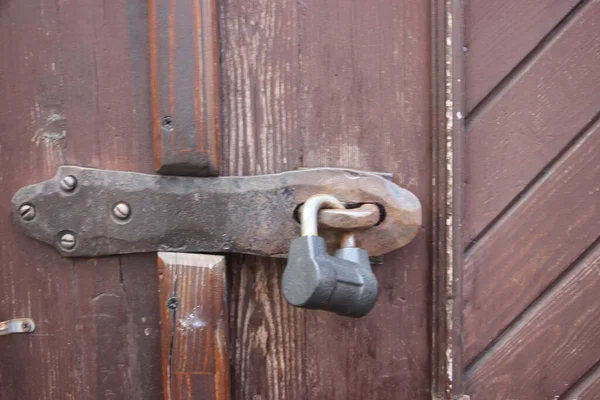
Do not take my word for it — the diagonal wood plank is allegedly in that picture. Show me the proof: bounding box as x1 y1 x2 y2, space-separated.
463 119 600 365
464 0 600 244
562 361 600 400
466 242 600 399
465 0 579 112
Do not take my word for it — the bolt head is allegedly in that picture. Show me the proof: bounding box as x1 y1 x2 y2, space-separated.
60 175 77 192
166 297 179 310
60 232 76 249
19 204 35 221
113 202 131 219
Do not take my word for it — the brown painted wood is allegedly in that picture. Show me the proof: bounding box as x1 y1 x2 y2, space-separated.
432 0 465 397
220 0 432 399
466 242 600 400
463 120 600 365
149 0 220 176
157 253 230 400
465 0 579 112
0 1 78 397
564 363 600 400
464 0 600 244
0 0 162 398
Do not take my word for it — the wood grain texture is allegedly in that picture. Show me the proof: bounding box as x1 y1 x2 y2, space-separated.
157 253 230 400
150 0 220 176
563 361 600 400
463 120 600 365
219 1 305 398
463 0 600 244
466 242 600 400
465 0 579 112
220 0 432 398
0 0 161 398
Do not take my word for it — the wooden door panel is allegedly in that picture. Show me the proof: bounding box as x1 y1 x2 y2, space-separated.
465 0 579 112
464 120 600 364
462 0 600 398
464 0 600 245
220 1 432 399
467 241 600 399
1 0 436 399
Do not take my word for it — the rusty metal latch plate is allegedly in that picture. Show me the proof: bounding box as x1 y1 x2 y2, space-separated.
11 166 421 258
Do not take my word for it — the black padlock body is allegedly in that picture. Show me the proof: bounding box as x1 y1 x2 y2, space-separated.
282 235 378 317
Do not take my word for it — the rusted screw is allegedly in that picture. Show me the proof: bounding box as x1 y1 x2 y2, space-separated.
60 175 77 192
167 297 179 310
161 116 174 131
21 321 31 332
112 202 131 219
19 204 36 221
59 232 76 250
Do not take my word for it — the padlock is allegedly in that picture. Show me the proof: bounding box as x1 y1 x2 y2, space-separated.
282 194 378 317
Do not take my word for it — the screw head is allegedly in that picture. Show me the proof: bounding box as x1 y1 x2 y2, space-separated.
60 175 77 192
167 296 179 310
112 202 131 219
59 232 76 250
19 204 35 221
21 322 31 332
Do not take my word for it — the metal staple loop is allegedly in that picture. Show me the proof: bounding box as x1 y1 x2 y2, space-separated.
310 203 381 231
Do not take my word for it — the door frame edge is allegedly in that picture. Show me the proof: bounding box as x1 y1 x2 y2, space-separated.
431 0 465 398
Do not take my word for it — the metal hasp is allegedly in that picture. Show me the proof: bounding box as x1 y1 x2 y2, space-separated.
283 195 378 317
0 318 35 336
11 166 422 258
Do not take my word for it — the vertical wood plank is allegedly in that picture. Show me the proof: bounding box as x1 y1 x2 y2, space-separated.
149 0 221 176
157 253 230 400
300 2 431 399
220 0 432 399
219 1 306 399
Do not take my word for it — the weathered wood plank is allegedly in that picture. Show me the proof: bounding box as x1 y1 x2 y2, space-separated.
466 242 600 400
221 0 432 397
57 1 162 399
299 1 432 399
464 0 600 243
149 0 220 176
0 1 78 398
219 0 307 397
0 0 161 399
73 257 147 399
465 0 579 112
157 253 230 400
463 120 600 364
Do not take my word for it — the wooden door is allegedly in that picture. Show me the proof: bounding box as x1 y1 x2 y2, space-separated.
2 0 597 400
0 0 439 399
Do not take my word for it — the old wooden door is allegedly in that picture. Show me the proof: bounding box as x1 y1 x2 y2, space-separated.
2 0 598 399
0 0 440 399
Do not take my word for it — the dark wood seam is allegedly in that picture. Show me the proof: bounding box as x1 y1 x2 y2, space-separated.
561 358 600 399
465 110 600 255
465 0 588 126
431 0 465 398
465 237 600 377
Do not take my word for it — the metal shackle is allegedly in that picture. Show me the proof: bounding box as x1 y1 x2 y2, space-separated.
301 194 356 249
